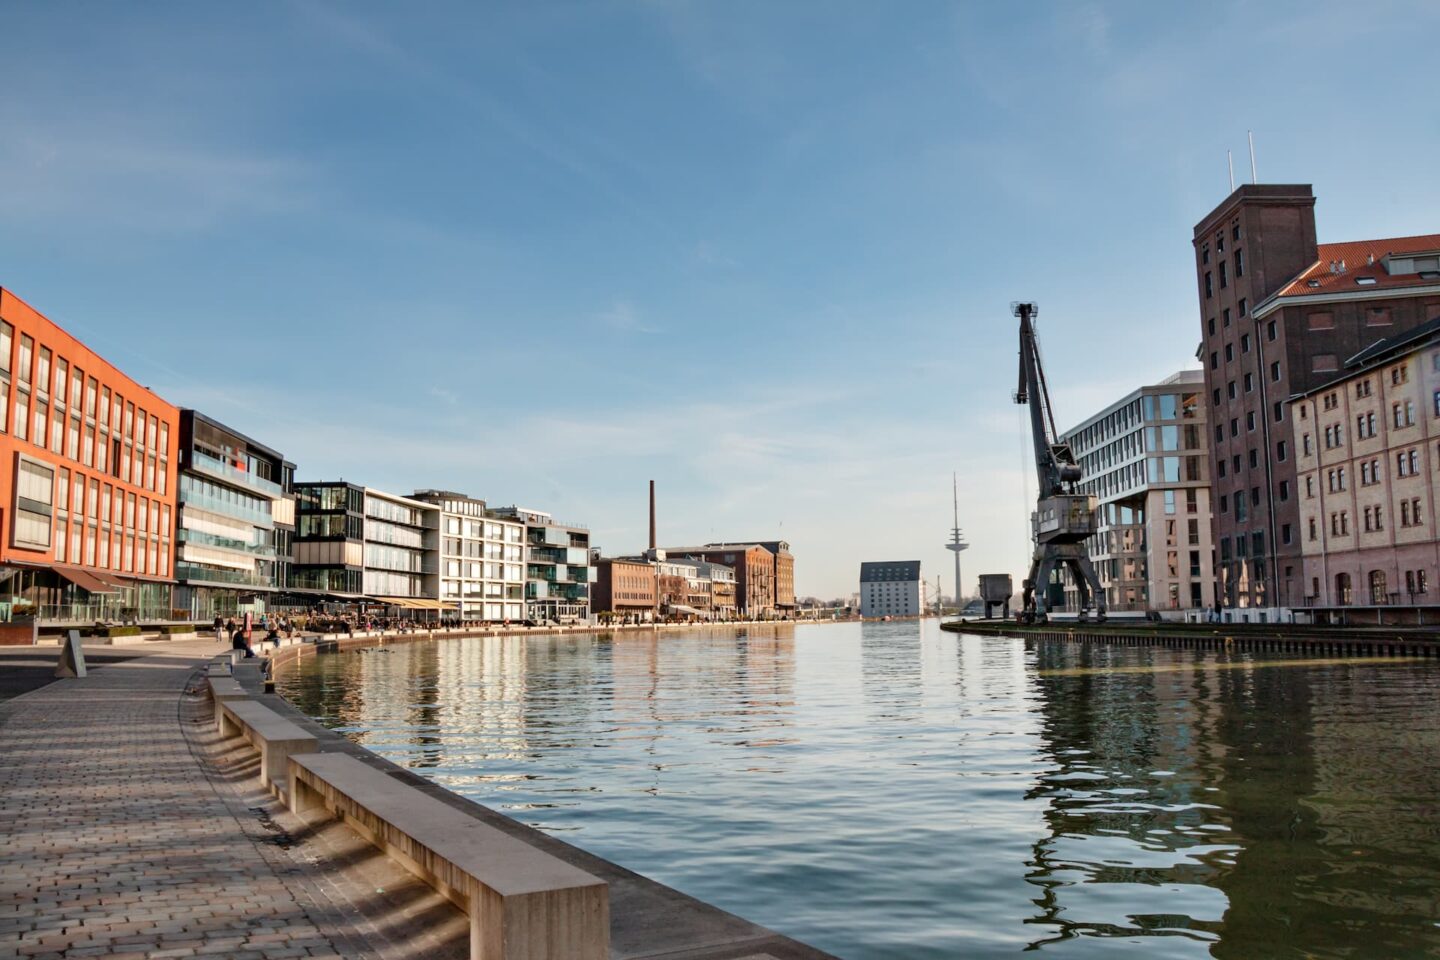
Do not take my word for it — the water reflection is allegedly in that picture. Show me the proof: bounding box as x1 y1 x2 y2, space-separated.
277 622 1440 960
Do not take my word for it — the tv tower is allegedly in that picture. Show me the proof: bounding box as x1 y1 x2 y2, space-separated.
945 473 969 609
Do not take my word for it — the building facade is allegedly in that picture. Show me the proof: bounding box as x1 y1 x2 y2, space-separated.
0 288 179 637
859 561 924 618
411 491 525 622
173 411 295 620
592 557 656 621
1194 183 1440 614
293 482 442 613
1291 319 1440 620
662 541 791 617
1058 371 1216 614
491 506 591 623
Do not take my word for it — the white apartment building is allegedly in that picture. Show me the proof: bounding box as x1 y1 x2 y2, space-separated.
1058 370 1217 615
412 491 525 622
859 561 924 617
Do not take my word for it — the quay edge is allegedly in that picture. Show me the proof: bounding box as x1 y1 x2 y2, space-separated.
941 618 1440 657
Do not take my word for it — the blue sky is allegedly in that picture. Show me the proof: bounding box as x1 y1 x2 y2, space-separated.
3 1 1438 599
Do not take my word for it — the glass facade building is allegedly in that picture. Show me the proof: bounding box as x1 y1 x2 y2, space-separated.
293 482 439 607
173 411 295 619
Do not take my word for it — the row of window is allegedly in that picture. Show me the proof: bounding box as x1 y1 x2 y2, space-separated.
0 322 171 497
1308 498 1426 541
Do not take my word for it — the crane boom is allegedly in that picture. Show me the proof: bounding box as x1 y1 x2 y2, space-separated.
1010 301 1107 624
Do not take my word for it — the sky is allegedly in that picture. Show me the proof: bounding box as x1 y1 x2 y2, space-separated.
3 1 1439 601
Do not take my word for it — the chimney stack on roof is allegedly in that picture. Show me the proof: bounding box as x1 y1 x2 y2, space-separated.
648 480 656 551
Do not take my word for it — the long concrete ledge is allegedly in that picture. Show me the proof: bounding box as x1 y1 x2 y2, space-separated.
217 698 318 793
290 751 608 960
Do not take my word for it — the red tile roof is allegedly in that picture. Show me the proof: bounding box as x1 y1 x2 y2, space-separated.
1276 233 1440 297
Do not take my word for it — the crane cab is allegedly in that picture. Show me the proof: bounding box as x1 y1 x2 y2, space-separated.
1031 494 1098 545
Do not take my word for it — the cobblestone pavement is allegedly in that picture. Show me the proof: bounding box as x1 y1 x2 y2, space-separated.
0 640 466 960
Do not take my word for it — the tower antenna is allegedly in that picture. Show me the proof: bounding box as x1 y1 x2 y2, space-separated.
945 472 969 613
1227 149 1235 192
1248 130 1258 183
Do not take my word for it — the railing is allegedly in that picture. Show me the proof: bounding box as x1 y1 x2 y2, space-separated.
178 528 276 558
174 562 275 588
180 489 275 526
190 449 283 497
36 602 179 624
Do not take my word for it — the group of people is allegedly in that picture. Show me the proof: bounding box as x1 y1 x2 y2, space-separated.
212 614 296 658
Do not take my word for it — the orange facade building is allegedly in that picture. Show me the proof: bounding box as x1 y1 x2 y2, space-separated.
0 288 179 640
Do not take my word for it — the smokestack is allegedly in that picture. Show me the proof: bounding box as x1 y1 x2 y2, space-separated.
648 480 656 550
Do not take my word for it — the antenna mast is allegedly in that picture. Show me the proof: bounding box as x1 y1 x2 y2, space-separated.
1248 130 1258 183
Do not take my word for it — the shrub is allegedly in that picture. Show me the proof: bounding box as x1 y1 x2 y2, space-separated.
88 625 143 638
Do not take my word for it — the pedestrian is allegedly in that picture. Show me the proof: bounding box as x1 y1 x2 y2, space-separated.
212 614 224 643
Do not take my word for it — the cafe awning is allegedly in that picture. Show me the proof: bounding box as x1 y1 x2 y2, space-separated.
53 565 121 595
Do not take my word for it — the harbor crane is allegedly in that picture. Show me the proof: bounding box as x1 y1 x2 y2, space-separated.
1012 302 1106 623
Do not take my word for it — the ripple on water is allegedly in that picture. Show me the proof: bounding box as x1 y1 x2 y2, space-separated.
277 622 1440 960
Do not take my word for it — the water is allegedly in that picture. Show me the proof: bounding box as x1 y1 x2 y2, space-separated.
276 620 1440 959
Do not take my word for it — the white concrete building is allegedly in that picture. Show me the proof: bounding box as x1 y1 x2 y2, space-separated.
412 491 525 622
859 561 925 617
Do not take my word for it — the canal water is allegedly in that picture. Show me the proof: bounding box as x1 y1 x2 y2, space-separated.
275 621 1440 959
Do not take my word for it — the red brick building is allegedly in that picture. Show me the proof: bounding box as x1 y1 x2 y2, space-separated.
662 541 793 617
0 289 179 641
592 557 657 621
1193 185 1440 613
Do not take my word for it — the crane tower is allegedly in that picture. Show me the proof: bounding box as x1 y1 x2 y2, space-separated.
1012 302 1106 623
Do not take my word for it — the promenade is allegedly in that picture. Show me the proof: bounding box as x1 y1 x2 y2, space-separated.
1 634 838 960
0 638 468 960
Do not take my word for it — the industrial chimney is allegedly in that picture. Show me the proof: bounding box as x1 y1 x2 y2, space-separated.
649 480 656 551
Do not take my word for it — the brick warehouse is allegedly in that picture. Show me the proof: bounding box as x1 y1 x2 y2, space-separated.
1193 184 1440 613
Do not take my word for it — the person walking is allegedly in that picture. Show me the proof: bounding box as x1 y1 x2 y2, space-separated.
212 614 224 643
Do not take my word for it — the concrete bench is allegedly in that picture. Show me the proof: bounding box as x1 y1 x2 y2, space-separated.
217 699 317 793
289 752 607 960
208 676 249 724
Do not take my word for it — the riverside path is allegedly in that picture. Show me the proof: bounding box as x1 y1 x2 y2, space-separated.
0 637 469 960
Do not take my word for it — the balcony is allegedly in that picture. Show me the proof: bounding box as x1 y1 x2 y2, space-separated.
179 488 274 527
190 449 283 498
177 528 276 558
175 562 275 588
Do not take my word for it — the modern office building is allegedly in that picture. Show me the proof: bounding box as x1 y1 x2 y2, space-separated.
1290 318 1440 621
0 288 180 640
1058 371 1216 614
592 556 657 621
173 410 295 620
491 506 592 623
411 490 525 622
859 561 925 618
293 481 444 614
1193 183 1440 615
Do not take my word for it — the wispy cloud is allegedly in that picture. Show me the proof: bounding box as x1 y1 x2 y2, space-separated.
597 300 662 335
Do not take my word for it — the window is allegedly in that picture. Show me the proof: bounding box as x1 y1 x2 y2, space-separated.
1279 479 1290 500
1224 307 1232 328
1244 373 1254 393
1230 417 1238 437
1218 459 1226 478
1205 272 1213 298
1394 401 1415 428
1356 379 1372 398
1210 351 1219 370
1276 440 1287 462
1240 297 1248 316
1370 570 1388 605
1308 517 1317 541
1219 261 1229 289
1228 382 1237 400
1305 475 1315 498
1281 523 1291 544
1241 333 1251 353
1208 317 1216 335
1235 248 1245 277
13 455 54 549
1274 401 1284 423
1392 365 1409 385
1303 433 1312 456
1247 411 1256 431
1266 319 1276 341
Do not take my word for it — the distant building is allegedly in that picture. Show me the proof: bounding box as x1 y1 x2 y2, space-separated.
174 410 295 620
490 506 592 623
1058 370 1216 614
592 556 656 621
292 482 446 616
1193 183 1440 614
1290 317 1440 622
411 491 525 622
859 561 924 618
660 540 792 617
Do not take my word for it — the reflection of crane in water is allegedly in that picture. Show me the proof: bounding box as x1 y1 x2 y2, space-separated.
1013 302 1106 623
